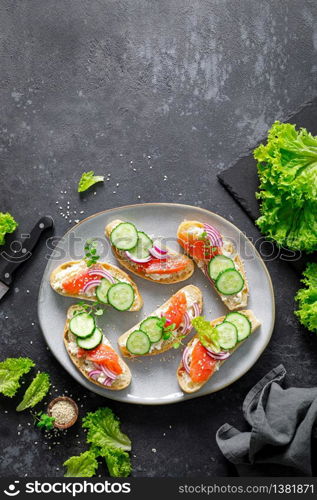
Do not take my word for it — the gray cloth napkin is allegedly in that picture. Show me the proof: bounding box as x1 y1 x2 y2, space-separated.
216 365 317 476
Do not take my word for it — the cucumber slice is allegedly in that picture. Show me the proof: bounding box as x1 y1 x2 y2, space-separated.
76 327 103 349
107 283 135 311
69 313 95 338
225 312 251 341
110 222 138 251
208 255 235 280
215 269 244 295
96 278 113 304
215 322 238 350
128 231 153 259
126 330 151 355
140 316 163 343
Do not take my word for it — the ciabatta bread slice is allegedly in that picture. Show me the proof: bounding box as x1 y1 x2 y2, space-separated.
50 259 143 311
177 310 260 393
177 220 249 310
105 219 194 284
118 285 203 358
64 305 131 391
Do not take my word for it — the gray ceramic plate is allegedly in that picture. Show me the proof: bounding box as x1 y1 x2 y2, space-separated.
38 203 275 405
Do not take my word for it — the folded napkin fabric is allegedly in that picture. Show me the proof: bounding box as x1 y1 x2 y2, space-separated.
216 365 317 476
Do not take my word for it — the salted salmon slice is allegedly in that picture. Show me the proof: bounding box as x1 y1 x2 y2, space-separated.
78 344 122 375
189 341 217 383
164 291 187 329
138 256 189 275
178 231 221 261
62 269 102 294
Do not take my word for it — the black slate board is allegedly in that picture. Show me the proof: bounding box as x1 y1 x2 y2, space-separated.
218 98 317 275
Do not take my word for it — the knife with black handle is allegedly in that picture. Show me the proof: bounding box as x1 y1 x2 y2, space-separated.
0 216 54 300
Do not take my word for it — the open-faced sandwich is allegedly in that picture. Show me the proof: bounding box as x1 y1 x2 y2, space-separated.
177 220 249 310
105 219 194 284
64 305 131 390
50 259 143 311
177 310 260 393
117 285 203 357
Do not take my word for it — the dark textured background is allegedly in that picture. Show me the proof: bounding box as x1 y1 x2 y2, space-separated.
1 0 317 477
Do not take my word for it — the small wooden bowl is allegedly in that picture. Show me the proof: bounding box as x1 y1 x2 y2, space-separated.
47 396 78 429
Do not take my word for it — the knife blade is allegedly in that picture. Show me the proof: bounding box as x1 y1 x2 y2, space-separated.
0 280 9 301
0 216 54 301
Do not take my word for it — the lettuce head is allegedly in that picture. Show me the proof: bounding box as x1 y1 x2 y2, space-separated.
254 121 317 252
295 263 317 333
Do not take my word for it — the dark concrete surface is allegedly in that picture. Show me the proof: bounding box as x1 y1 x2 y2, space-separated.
1 0 317 477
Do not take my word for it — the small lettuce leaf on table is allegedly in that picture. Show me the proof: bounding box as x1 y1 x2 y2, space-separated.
82 407 131 451
78 171 104 193
0 357 34 397
295 263 317 333
254 121 317 252
0 212 18 246
64 451 99 477
16 372 50 411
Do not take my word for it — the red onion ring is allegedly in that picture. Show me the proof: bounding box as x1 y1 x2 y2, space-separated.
192 302 201 318
88 369 103 380
103 377 114 386
206 348 230 360
125 251 152 263
88 268 116 283
82 279 102 293
182 346 191 374
152 241 168 255
149 247 168 259
100 364 117 380
204 223 223 248
179 311 191 334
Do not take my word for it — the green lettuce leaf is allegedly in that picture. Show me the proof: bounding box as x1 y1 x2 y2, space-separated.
295 263 317 333
16 372 50 411
99 447 131 477
0 212 18 246
78 171 104 192
82 408 131 451
254 121 317 252
64 451 99 477
191 316 220 351
0 357 34 397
